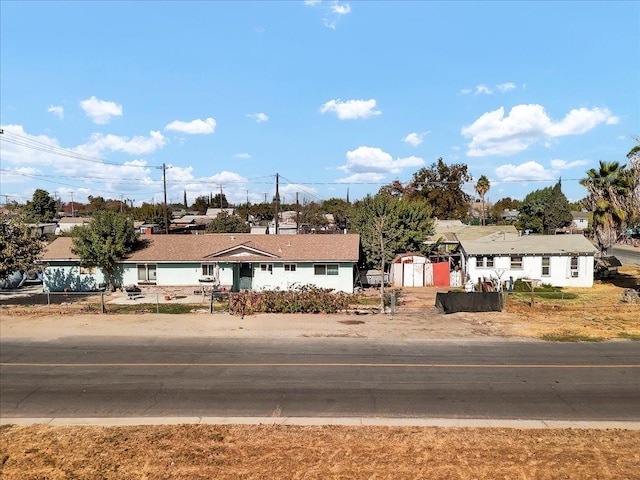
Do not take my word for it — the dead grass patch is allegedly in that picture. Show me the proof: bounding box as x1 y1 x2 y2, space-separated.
1 424 639 479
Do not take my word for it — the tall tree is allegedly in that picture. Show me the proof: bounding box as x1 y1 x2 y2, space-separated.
321 198 352 230
626 142 640 228
0 214 44 281
580 161 633 253
474 175 490 226
190 195 210 214
24 189 57 223
488 197 520 223
519 181 573 234
71 211 139 291
211 193 229 209
350 193 433 311
409 158 473 221
206 211 250 233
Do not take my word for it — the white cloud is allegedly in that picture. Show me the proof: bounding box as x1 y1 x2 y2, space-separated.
550 158 590 170
79 96 123 124
320 99 381 120
331 2 351 15
496 82 515 92
246 112 269 123
338 146 425 179
165 117 216 134
546 107 619 136
79 131 167 156
306 0 351 29
462 104 619 157
234 153 252 159
0 166 40 184
403 132 428 147
47 105 64 120
495 161 554 182
460 82 516 96
335 172 387 184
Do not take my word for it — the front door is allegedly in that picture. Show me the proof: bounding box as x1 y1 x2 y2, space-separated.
237 263 252 291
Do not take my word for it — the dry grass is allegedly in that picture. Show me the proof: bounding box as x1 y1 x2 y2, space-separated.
502 265 640 340
1 424 639 479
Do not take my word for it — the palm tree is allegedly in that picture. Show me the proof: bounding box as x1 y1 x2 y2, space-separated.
580 161 632 254
474 175 490 226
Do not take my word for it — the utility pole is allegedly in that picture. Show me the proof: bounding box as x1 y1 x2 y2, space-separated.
220 184 224 209
70 192 75 218
296 192 300 234
274 173 280 235
157 163 170 234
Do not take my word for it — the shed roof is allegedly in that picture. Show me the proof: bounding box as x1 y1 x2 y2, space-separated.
460 234 598 256
41 234 361 263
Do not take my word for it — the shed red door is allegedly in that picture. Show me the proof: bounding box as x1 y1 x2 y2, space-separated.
432 262 450 287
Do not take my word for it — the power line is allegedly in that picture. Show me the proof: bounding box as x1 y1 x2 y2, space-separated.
0 129 160 168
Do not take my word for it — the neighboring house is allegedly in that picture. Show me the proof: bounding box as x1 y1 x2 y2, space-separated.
170 215 212 231
501 209 519 222
205 208 236 218
55 217 91 235
40 234 361 293
570 211 589 232
28 222 57 237
459 234 598 288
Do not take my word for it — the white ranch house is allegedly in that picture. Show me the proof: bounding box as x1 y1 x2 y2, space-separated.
459 233 598 288
40 234 361 293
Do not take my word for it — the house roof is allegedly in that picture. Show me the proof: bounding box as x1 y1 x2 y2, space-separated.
41 234 361 263
460 234 598 256
58 217 91 224
426 223 519 243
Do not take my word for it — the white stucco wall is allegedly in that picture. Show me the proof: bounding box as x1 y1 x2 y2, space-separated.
43 263 107 292
252 262 354 293
466 254 594 288
119 261 355 293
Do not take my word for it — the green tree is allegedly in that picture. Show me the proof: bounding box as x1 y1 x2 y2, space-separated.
71 211 139 291
206 211 250 233
580 161 633 253
488 197 520 223
0 214 44 281
24 189 57 222
474 175 490 226
211 193 229 209
518 181 572 234
350 193 433 311
190 195 209 214
321 198 352 230
408 158 473 221
626 142 640 228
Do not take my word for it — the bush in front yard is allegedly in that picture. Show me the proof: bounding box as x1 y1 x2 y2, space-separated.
229 285 353 316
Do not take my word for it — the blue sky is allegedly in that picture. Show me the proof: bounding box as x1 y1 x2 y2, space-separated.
1 1 638 209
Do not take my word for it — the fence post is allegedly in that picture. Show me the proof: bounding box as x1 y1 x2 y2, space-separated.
100 292 105 313
47 291 50 309
156 293 159 314
390 291 396 319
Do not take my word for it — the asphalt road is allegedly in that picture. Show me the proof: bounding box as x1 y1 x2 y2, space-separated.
1 338 639 422
611 244 640 266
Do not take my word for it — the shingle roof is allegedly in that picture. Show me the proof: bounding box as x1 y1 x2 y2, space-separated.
41 234 361 263
460 234 598 256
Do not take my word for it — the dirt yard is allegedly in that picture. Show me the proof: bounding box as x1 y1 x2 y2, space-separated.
1 424 639 479
1 266 638 479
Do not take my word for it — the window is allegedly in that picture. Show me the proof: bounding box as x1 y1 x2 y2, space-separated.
284 264 296 272
570 256 579 277
202 264 217 276
542 257 550 276
314 264 339 275
260 264 273 273
137 264 157 283
510 256 523 269
484 256 494 268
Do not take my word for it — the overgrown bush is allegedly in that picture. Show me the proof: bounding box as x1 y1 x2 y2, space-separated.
229 285 353 316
